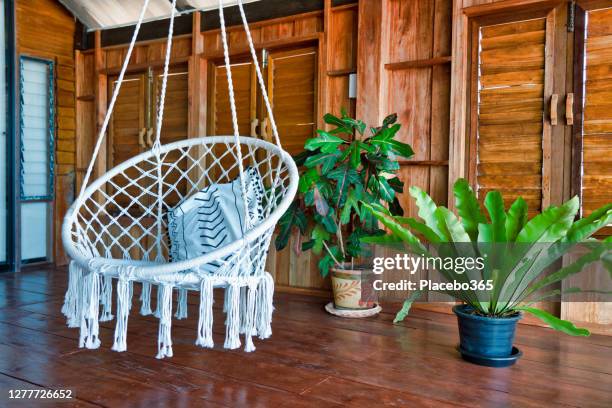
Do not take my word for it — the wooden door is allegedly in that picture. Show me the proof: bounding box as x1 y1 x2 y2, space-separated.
208 45 318 157
573 4 612 220
108 74 147 211
153 66 189 206
108 74 147 168
468 6 567 216
265 46 318 156
153 66 189 145
208 60 257 181
209 60 256 137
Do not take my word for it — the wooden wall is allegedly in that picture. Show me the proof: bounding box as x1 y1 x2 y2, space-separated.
356 0 452 302
362 0 451 217
15 0 76 265
448 0 611 333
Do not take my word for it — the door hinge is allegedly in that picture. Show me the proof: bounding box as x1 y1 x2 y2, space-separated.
262 48 268 69
568 1 575 32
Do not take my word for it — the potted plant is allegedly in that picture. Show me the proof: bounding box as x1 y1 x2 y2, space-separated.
276 111 414 311
362 178 611 366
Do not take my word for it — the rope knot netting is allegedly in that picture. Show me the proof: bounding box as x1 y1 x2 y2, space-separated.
61 0 297 358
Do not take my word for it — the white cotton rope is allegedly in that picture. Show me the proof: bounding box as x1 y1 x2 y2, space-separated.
218 0 252 233
195 278 214 348
100 275 114 322
76 0 151 204
156 284 174 359
152 0 178 261
112 278 131 352
236 0 281 149
236 0 286 201
175 288 188 319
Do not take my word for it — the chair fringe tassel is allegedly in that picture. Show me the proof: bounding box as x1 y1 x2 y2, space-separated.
224 282 242 350
62 261 83 328
256 273 274 339
140 281 153 316
63 267 275 358
79 272 101 349
195 278 214 348
156 284 174 359
175 288 188 319
100 275 114 322
112 278 130 352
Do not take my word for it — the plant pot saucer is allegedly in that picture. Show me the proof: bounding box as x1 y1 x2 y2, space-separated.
325 302 382 318
457 345 523 367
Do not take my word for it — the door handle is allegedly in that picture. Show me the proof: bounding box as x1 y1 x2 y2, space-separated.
550 94 558 125
250 118 259 137
138 128 147 148
261 118 270 141
566 93 574 125
146 128 155 148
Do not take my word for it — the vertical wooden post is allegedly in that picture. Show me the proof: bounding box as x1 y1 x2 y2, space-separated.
448 1 469 211
188 12 208 188
320 0 331 128
94 31 107 182
188 11 206 139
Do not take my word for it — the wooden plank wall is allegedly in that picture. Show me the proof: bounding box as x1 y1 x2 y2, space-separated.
357 0 452 302
15 0 76 265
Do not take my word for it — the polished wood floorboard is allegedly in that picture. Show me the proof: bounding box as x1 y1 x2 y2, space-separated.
0 266 610 407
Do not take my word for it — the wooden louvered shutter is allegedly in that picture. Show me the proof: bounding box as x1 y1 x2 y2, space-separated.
154 67 189 206
209 61 255 181
108 74 146 210
266 46 317 156
154 67 188 145
109 75 145 167
210 61 254 137
574 6 612 218
469 11 561 217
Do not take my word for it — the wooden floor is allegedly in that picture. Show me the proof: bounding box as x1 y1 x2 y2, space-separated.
0 267 610 407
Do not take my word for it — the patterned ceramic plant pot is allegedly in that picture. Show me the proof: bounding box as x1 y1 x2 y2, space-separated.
330 264 377 310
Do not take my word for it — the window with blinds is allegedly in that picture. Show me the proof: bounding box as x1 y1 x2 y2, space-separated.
20 57 54 200
19 56 54 262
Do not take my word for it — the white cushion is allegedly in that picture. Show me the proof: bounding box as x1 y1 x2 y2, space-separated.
167 167 264 274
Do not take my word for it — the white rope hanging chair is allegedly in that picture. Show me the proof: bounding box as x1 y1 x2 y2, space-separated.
61 0 298 359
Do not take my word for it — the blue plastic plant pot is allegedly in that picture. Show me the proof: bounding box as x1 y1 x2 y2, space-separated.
453 304 523 367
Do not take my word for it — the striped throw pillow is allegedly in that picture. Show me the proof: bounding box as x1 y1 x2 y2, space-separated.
167 167 264 274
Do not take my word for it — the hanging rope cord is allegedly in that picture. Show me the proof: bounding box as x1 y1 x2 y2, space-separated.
218 0 252 234
235 0 285 200
75 0 151 205
236 0 281 148
152 0 178 260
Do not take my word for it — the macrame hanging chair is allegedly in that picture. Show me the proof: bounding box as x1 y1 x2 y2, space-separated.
61 0 298 359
